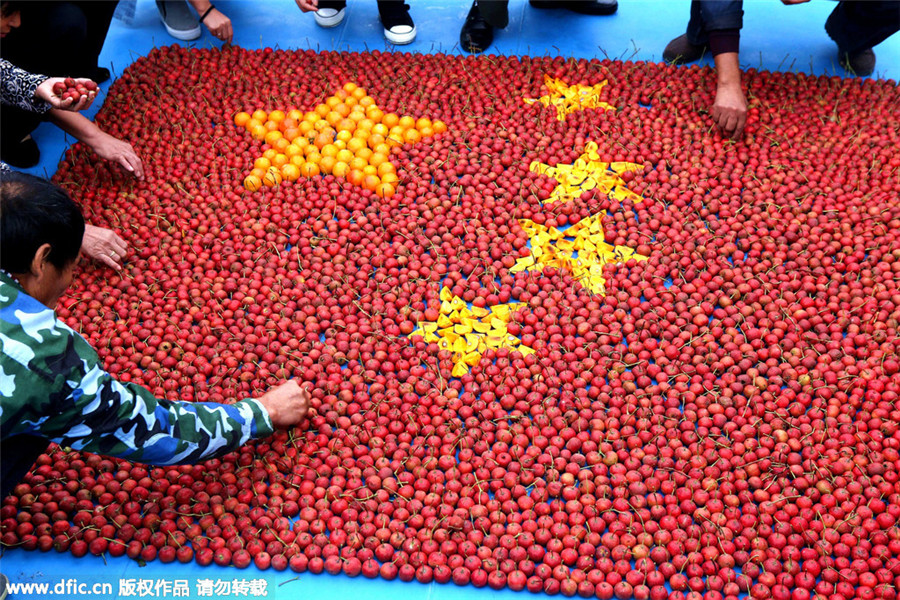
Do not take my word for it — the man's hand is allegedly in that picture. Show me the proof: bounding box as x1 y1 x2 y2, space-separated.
203 8 233 43
90 131 145 179
82 224 128 270
35 78 96 111
781 0 810 4
295 0 319 12
711 82 748 140
256 380 311 429
711 51 747 140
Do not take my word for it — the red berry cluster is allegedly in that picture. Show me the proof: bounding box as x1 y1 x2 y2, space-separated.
3 45 900 600
51 77 98 103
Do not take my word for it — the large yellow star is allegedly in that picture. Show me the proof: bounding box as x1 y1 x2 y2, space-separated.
524 76 615 120
510 215 647 295
408 288 534 377
233 82 446 195
530 141 644 204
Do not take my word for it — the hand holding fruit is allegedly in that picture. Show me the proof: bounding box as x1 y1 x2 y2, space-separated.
82 224 128 270
255 380 311 429
36 77 97 111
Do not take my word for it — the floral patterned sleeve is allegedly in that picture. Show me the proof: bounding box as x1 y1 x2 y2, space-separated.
0 59 51 114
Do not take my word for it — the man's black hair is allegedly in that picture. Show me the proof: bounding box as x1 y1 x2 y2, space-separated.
0 2 25 17
0 171 85 273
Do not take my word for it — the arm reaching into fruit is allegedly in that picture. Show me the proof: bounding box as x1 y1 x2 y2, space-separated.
710 52 747 139
0 272 310 466
82 224 128 270
49 110 145 179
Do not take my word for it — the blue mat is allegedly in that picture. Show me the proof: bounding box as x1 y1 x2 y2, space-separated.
4 1 899 598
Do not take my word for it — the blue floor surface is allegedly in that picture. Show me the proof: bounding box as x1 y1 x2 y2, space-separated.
3 1 899 599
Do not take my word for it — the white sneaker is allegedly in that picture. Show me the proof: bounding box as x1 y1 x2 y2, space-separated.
314 7 346 28
384 24 416 45
156 0 201 41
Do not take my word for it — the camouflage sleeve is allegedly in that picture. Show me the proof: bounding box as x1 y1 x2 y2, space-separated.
0 277 274 465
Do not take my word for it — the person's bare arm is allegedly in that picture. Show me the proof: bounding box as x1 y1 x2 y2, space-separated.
188 0 233 43
710 52 747 140
49 110 144 178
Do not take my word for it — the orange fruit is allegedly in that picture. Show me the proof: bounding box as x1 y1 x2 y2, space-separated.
337 118 356 133
335 103 351 117
377 161 396 177
371 123 389 137
250 167 267 180
290 154 306 167
234 112 251 127
336 149 354 163
349 110 366 123
366 107 384 122
418 126 434 138
369 152 388 168
382 113 399 128
250 124 267 141
306 151 322 165
332 161 350 178
372 142 391 156
362 174 381 191
243 175 262 191
252 109 268 122
315 104 330 117
363 164 377 176
335 130 353 143
262 148 278 161
303 111 319 124
349 156 368 172
398 115 415 129
271 153 289 168
263 167 282 187
346 137 367 153
287 109 303 121
326 111 342 127
245 118 262 131
283 127 301 142
285 144 303 158
254 157 272 171
415 117 431 130
314 132 333 149
264 130 283 146
355 147 374 162
381 172 399 185
343 82 359 93
319 156 336 175
268 109 286 123
404 129 422 143
375 182 395 198
326 96 342 109
299 121 315 136
320 144 339 158
279 117 298 133
264 120 280 132
300 162 320 178
367 134 386 150
303 143 319 157
353 88 367 100
359 95 375 107
432 120 447 134
281 163 300 182
347 169 365 186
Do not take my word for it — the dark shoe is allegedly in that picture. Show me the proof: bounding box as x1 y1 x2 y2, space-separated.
529 0 617 16
156 0 201 41
838 47 875 77
460 2 493 54
1 135 40 168
379 1 416 45
663 33 709 65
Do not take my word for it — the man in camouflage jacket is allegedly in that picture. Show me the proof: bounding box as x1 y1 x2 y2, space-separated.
0 172 309 498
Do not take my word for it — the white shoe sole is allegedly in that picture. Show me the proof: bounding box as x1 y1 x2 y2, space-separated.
315 8 346 28
160 17 201 41
385 25 416 45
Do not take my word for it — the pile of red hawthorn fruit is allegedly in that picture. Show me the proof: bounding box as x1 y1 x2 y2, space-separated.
3 45 900 600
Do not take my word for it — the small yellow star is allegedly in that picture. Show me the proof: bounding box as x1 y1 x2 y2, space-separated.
530 141 644 204
510 214 647 295
407 288 534 377
524 76 615 120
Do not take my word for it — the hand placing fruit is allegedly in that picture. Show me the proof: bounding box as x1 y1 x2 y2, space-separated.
87 130 145 179
35 77 98 111
254 380 311 429
82 224 128 270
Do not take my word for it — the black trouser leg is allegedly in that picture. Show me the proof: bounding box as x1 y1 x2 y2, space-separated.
826 0 900 55
0 434 51 501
